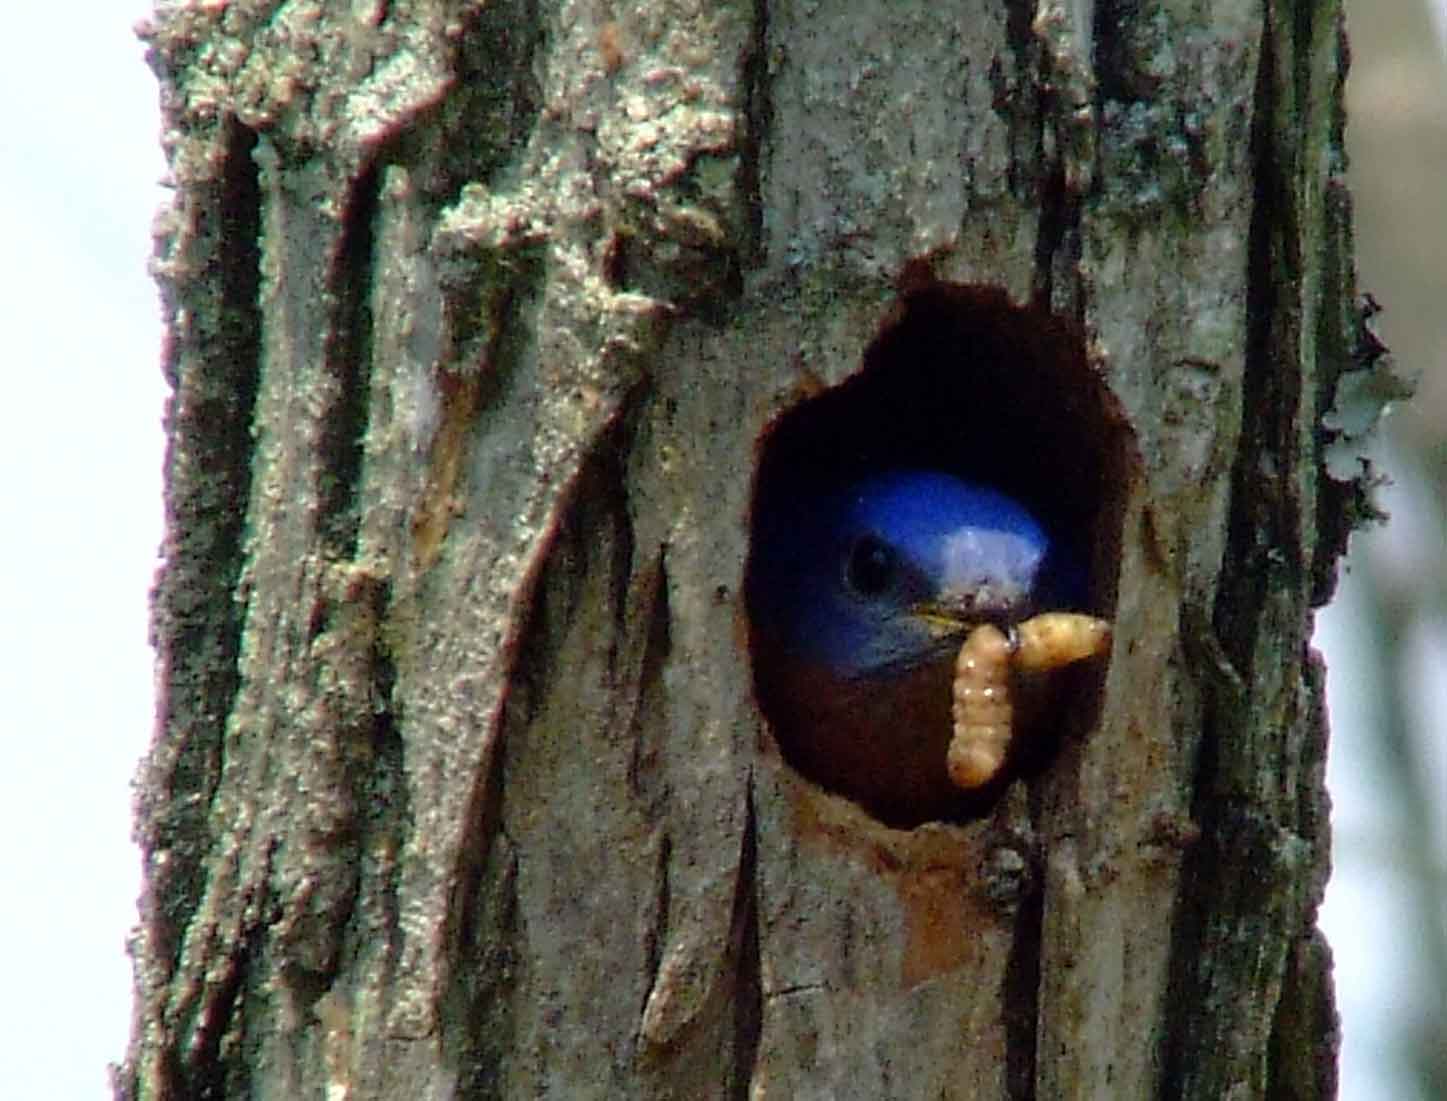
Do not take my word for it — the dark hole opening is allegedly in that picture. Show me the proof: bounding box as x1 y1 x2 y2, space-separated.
745 279 1128 828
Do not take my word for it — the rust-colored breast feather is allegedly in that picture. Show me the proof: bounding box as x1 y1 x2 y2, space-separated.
754 638 975 826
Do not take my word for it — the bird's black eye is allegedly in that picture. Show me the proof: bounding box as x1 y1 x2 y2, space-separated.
845 535 898 597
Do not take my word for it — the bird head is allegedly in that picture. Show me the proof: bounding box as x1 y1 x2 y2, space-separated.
749 470 1074 680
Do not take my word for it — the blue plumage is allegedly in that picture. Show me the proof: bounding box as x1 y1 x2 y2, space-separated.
751 470 1061 677
747 469 1080 824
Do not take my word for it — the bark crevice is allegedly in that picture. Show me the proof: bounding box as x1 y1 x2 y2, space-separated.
318 164 381 559
1002 847 1044 1101
727 788 763 1101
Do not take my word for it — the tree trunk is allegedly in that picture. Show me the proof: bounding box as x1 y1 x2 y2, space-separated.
124 1 1375 1097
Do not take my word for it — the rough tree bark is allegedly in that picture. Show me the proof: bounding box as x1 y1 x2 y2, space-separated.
123 1 1385 1098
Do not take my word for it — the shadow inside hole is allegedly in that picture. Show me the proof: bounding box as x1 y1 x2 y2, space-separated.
746 280 1128 828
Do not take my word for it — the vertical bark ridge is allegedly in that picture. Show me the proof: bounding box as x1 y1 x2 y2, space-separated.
140 114 264 981
132 114 266 1101
1162 3 1345 1096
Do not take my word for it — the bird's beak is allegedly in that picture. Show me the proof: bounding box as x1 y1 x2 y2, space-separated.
910 582 1031 639
910 604 973 639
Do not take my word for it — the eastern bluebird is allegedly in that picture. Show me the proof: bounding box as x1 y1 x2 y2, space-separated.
747 469 1083 826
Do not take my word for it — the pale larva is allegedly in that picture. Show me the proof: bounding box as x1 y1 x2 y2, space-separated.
947 613 1111 789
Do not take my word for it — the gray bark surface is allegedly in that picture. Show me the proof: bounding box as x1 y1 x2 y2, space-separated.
124 1 1378 1097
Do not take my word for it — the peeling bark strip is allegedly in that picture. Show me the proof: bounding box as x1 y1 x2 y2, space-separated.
128 1 1374 1099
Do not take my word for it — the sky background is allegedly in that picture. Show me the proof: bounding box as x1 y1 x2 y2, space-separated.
0 2 1440 1097
0 1 169 1094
